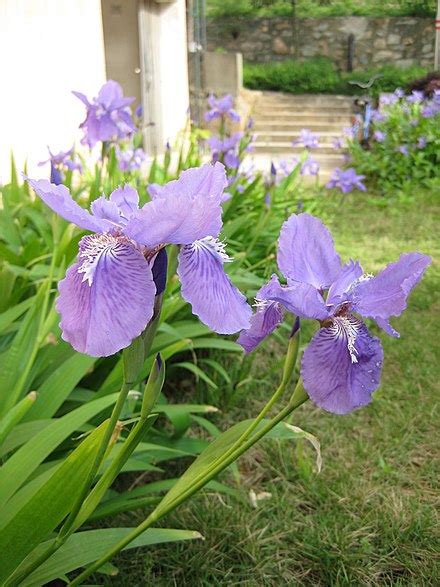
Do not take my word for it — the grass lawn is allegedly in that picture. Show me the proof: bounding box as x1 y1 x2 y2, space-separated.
95 190 439 585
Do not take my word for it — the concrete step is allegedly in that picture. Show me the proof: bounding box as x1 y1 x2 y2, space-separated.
253 120 351 133
255 143 343 155
253 121 349 132
253 130 346 139
254 107 353 117
253 114 353 124
258 92 353 105
253 142 347 156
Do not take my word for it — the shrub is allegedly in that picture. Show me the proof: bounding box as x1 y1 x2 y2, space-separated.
244 59 429 95
207 0 436 18
346 91 440 192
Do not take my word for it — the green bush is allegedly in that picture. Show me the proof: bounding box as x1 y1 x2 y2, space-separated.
207 0 436 18
347 93 440 193
243 59 429 95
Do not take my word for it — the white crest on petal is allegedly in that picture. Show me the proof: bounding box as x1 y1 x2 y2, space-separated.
347 272 374 294
329 314 362 363
191 236 232 263
78 233 135 286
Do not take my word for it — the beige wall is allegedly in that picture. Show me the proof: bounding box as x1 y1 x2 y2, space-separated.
101 0 142 105
0 0 107 183
0 0 190 182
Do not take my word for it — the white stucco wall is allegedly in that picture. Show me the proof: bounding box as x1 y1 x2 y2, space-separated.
0 0 107 183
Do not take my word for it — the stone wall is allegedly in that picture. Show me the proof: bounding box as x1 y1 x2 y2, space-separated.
206 17 435 70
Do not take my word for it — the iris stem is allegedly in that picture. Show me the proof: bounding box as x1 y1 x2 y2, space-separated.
69 380 308 586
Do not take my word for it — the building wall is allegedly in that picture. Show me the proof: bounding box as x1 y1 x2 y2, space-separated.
101 0 142 105
206 16 435 70
0 0 190 182
0 0 107 183
140 0 190 152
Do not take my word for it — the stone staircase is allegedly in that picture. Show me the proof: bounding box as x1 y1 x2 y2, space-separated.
250 92 354 177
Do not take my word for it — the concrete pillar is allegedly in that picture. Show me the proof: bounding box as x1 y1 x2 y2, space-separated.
203 52 243 97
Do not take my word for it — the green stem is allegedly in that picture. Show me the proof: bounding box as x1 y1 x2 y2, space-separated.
69 382 308 586
204 331 300 476
59 381 131 539
72 414 157 531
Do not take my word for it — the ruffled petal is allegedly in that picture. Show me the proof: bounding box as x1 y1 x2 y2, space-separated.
327 260 363 306
352 252 431 336
125 164 227 246
110 185 139 220
177 237 252 334
90 196 121 226
57 234 155 357
147 162 227 202
26 178 112 233
97 80 123 108
301 316 384 414
277 213 341 289
262 275 330 320
237 300 283 353
72 91 91 107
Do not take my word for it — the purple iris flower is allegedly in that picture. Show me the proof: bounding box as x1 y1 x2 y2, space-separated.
73 80 136 148
417 136 427 149
373 130 386 143
394 88 405 98
343 126 357 139
371 109 387 123
326 168 366 194
39 147 82 184
300 156 320 176
207 132 242 169
246 116 254 130
292 129 320 149
421 91 440 118
116 147 146 172
238 214 431 414
39 147 82 172
380 94 398 107
396 145 410 156
406 90 424 104
332 137 345 149
26 163 252 357
204 94 240 123
135 104 143 119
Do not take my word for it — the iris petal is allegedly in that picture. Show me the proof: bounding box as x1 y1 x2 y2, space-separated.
26 178 112 233
327 259 363 306
277 213 342 289
177 237 252 334
110 185 139 220
301 316 384 414
125 164 227 247
57 235 155 357
148 162 227 201
91 196 121 226
352 252 431 336
237 299 283 353
262 275 329 320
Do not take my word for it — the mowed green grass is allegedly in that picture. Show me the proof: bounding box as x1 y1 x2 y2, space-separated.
100 190 440 586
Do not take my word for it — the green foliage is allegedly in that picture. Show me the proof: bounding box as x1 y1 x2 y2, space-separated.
347 96 440 193
0 85 436 582
106 189 439 585
244 59 429 95
207 0 436 18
